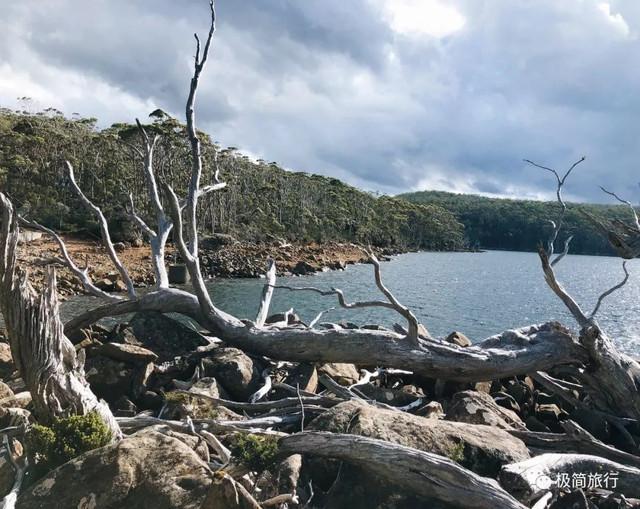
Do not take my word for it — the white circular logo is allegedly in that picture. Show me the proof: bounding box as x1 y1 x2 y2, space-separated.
535 475 553 490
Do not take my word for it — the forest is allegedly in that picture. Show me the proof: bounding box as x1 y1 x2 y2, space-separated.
0 108 465 252
401 190 634 256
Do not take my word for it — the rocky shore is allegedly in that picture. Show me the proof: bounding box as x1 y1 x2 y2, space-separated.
16 234 401 297
0 315 634 507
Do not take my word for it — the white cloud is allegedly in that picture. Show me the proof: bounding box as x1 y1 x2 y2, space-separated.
380 0 465 38
598 2 631 36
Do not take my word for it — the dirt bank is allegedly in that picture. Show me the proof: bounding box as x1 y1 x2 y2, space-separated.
16 235 399 297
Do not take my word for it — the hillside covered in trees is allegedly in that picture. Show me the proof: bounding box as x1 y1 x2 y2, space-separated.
400 189 635 256
0 108 465 251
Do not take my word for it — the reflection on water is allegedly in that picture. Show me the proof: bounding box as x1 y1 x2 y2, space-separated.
60 250 640 353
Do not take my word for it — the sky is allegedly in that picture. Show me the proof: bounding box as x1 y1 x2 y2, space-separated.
1 0 639 203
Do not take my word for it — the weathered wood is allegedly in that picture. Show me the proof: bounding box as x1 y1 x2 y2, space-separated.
279 431 526 509
66 293 586 382
500 453 640 502
0 193 120 438
508 420 640 469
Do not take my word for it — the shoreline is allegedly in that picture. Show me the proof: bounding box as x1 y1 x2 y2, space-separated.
16 235 408 297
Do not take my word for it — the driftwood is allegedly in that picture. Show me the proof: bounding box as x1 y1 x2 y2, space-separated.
500 453 640 502
509 420 640 469
0 193 120 437
279 431 526 509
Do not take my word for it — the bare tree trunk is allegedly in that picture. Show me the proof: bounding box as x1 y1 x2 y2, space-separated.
279 431 526 509
0 193 120 437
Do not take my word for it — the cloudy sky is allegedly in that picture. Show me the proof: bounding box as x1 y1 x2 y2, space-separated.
1 0 639 202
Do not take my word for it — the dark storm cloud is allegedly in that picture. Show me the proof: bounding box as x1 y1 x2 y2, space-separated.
1 0 639 202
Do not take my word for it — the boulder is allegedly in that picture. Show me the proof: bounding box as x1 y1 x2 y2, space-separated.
291 261 316 275
318 363 360 386
17 430 212 509
283 363 318 394
446 390 525 430
265 312 301 325
201 348 262 401
0 391 31 409
85 356 134 404
0 382 13 401
310 400 529 477
0 343 14 380
98 342 158 364
445 331 472 347
110 312 209 362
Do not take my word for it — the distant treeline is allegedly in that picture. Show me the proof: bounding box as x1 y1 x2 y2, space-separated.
0 108 465 251
399 190 634 256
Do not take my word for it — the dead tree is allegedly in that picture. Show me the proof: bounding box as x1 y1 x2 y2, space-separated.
525 158 640 423
0 194 120 437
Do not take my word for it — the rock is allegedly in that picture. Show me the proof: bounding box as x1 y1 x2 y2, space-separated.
0 382 13 401
113 280 128 292
0 391 31 409
201 348 262 400
0 407 30 429
446 390 524 430
112 396 138 417
85 355 134 404
445 331 472 347
17 429 213 509
416 401 445 419
337 320 360 330
357 384 421 407
95 278 115 292
0 438 22 498
110 312 209 362
98 342 158 364
506 380 533 408
113 242 126 252
283 363 318 394
0 343 14 380
265 312 301 325
474 381 492 394
493 391 521 414
549 489 593 509
525 416 551 432
310 400 529 477
189 377 222 399
292 260 316 275
318 363 360 386
537 403 565 422
200 233 237 250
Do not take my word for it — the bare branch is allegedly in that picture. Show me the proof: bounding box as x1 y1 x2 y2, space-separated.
550 234 573 267
525 156 585 256
600 186 640 231
185 0 217 258
126 193 155 238
18 217 122 302
590 260 630 318
132 119 172 289
255 258 276 327
270 253 420 345
368 253 420 343
538 246 589 328
66 161 136 299
271 284 397 311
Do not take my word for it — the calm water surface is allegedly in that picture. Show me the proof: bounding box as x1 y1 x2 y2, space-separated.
62 251 640 354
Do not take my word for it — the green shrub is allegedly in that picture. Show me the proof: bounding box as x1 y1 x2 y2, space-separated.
26 411 112 472
228 433 279 472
